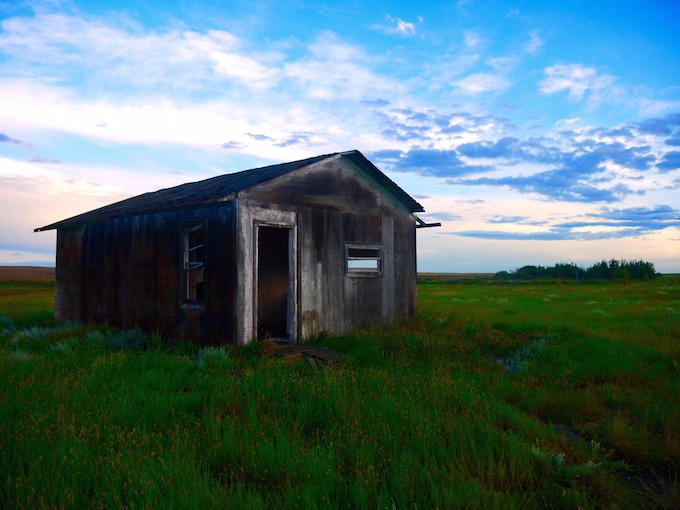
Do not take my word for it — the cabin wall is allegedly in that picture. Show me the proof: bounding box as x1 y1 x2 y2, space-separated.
237 157 417 344
55 202 237 344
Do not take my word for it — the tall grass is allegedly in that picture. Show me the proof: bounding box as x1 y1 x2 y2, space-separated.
0 276 678 508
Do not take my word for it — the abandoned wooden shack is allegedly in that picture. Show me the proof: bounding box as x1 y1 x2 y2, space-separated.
35 150 438 344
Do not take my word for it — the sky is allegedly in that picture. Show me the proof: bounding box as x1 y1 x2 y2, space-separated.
0 0 679 272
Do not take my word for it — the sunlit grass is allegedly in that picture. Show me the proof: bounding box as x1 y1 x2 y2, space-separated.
0 275 678 508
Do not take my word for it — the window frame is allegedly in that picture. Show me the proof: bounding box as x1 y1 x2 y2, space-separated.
344 243 384 277
182 222 206 304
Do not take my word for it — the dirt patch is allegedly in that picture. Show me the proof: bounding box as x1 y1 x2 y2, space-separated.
418 272 495 282
272 344 342 366
0 266 55 282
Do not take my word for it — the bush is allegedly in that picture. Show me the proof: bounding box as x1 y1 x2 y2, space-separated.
84 330 109 345
496 259 657 281
0 315 15 333
83 327 148 350
196 346 229 368
11 327 51 347
7 349 30 361
49 342 72 354
107 327 147 350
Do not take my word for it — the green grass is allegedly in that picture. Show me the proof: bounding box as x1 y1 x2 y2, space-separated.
0 276 678 508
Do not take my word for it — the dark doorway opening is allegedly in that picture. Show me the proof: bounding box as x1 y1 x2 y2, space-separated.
257 226 290 339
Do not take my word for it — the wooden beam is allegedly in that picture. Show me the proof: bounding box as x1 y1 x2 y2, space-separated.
415 216 441 229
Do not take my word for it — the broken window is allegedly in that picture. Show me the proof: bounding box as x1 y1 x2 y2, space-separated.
183 224 205 301
345 244 383 275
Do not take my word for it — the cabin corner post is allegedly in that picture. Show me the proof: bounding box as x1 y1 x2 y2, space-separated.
54 228 65 322
54 226 82 324
235 198 253 345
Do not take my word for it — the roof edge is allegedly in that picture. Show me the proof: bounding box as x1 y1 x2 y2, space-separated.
34 153 340 231
34 150 423 231
340 150 424 213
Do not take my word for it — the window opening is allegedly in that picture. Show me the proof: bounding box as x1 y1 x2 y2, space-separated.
184 224 205 301
346 245 383 275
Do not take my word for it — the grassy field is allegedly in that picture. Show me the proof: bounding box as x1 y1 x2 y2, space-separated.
0 270 678 508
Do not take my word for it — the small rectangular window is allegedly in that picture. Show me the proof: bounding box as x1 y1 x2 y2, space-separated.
346 244 383 276
183 224 205 302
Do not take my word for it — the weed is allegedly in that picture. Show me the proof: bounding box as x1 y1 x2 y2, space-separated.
107 327 147 350
7 349 30 361
10 326 51 351
0 315 14 332
85 329 108 345
49 341 72 354
196 346 229 368
495 338 547 373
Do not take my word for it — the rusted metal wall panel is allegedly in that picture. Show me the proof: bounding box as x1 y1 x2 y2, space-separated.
55 202 237 344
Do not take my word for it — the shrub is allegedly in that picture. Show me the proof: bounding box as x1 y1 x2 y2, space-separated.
49 342 72 354
0 315 15 333
11 326 51 346
7 349 30 361
84 330 109 345
196 346 229 368
495 338 546 373
84 327 147 350
107 327 147 350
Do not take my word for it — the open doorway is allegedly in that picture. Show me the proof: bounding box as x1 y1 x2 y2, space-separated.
256 225 291 340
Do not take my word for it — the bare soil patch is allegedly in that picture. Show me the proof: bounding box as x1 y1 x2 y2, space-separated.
0 266 55 282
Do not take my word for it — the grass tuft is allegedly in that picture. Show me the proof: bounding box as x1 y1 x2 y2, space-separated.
196 346 229 368
0 315 14 332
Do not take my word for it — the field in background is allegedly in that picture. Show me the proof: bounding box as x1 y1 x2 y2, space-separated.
0 266 54 282
418 272 495 282
0 268 678 508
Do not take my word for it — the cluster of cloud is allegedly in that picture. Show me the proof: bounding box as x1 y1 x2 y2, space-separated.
524 30 543 54
371 110 680 204
0 7 678 266
0 13 402 104
454 205 680 240
539 64 616 101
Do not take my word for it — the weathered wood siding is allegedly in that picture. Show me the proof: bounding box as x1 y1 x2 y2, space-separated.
54 155 417 345
237 156 416 343
55 202 237 343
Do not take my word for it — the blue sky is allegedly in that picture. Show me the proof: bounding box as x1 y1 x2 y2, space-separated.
1 0 679 271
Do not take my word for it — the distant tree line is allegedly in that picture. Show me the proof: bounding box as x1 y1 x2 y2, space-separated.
495 260 657 281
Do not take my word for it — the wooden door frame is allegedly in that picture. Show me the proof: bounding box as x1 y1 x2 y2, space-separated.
252 221 297 342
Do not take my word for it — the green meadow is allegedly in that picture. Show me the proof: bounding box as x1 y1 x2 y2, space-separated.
0 272 678 509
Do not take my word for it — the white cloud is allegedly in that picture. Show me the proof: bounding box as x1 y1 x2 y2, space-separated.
539 64 615 100
463 30 482 49
283 31 403 100
524 30 543 54
486 56 516 72
452 72 510 95
0 13 282 90
372 15 417 37
423 54 480 90
637 98 680 116
0 12 407 157
391 16 416 36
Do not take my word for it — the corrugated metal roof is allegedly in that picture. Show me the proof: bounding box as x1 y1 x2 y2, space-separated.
35 150 423 231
